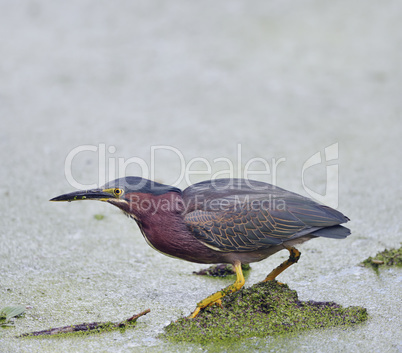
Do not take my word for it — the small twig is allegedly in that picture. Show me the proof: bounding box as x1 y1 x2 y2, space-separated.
123 309 151 324
19 309 150 337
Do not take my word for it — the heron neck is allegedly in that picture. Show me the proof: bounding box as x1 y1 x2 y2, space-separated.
131 194 214 263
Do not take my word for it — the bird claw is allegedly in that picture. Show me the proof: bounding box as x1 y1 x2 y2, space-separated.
188 307 201 319
188 299 224 318
212 299 223 308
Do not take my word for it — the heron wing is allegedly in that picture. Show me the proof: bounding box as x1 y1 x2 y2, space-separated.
182 179 349 252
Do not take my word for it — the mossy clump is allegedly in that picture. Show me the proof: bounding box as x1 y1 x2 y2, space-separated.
163 281 367 343
193 264 251 277
362 247 402 271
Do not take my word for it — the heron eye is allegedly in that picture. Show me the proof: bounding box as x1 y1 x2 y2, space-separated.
114 188 123 197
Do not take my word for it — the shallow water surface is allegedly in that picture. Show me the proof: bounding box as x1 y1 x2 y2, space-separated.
1 0 401 352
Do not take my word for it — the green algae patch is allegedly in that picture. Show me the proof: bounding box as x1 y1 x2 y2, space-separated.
193 264 251 278
163 281 367 343
1 305 25 327
362 247 402 271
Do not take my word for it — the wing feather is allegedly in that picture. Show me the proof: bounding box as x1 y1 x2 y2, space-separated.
182 179 349 252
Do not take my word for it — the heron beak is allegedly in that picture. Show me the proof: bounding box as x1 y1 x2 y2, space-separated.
50 189 114 202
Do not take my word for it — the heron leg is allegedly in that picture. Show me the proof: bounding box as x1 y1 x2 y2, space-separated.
189 261 245 319
263 246 301 282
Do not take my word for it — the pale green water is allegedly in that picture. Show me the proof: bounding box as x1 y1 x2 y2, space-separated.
1 0 401 352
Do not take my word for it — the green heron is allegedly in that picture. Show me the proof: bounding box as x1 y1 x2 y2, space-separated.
51 177 350 318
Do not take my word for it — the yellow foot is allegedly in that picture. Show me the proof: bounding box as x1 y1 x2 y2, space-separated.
262 247 301 283
213 299 223 308
188 307 201 319
188 299 223 318
188 261 245 319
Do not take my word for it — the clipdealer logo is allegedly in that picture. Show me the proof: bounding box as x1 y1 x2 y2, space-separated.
63 143 340 208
